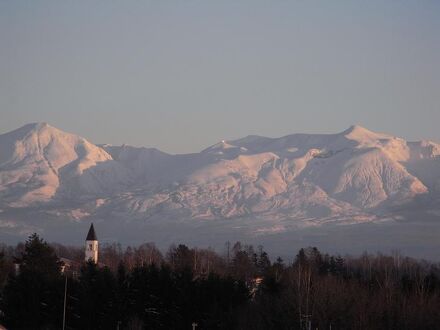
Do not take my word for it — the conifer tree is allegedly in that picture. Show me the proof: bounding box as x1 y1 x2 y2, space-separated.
1 233 63 329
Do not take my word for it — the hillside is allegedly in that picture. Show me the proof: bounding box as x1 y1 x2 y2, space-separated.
1 123 439 258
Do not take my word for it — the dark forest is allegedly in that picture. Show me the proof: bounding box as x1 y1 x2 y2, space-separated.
0 234 439 329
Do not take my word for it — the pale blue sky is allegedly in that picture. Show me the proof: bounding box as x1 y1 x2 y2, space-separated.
1 1 439 153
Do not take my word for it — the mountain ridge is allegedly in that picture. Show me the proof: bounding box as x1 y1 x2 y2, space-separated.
1 123 439 258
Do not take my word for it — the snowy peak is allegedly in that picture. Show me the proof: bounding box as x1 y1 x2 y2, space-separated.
100 144 172 181
227 126 390 155
202 140 248 156
0 122 111 170
0 123 438 227
23 122 52 132
3 122 51 138
0 123 122 205
341 125 391 144
342 124 376 136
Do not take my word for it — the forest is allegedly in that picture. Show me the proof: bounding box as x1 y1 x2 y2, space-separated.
0 234 440 329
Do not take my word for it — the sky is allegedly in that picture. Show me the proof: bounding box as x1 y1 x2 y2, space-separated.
1 1 439 154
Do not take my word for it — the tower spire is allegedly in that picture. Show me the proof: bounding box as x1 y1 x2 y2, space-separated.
86 223 97 241
85 223 98 263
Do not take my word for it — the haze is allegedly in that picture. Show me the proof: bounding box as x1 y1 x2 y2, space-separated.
1 1 439 153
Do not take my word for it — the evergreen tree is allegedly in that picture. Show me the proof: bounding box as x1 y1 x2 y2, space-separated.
1 233 63 329
73 261 117 329
0 249 13 290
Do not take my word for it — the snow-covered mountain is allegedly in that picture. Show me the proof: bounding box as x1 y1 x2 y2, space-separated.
1 123 440 258
0 123 129 206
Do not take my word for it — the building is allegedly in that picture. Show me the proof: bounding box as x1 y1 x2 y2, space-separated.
60 257 80 279
85 223 98 264
59 224 99 277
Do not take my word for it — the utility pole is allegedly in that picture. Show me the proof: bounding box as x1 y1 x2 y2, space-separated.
193 249 197 273
301 314 312 330
62 275 67 330
298 262 302 329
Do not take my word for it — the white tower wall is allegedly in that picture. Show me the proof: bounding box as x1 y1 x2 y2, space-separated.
85 240 98 263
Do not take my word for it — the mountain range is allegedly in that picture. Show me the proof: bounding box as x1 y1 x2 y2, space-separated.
1 123 439 259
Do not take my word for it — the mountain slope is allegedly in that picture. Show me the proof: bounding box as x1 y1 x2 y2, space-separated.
0 123 439 253
0 123 129 206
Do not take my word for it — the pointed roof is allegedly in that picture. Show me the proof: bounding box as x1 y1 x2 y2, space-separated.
86 223 98 241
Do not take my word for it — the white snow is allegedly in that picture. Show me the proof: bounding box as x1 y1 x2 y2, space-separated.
0 122 439 232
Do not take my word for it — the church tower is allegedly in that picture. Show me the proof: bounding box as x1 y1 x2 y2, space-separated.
85 223 98 263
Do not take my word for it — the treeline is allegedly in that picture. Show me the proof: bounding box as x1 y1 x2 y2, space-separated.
0 235 440 329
